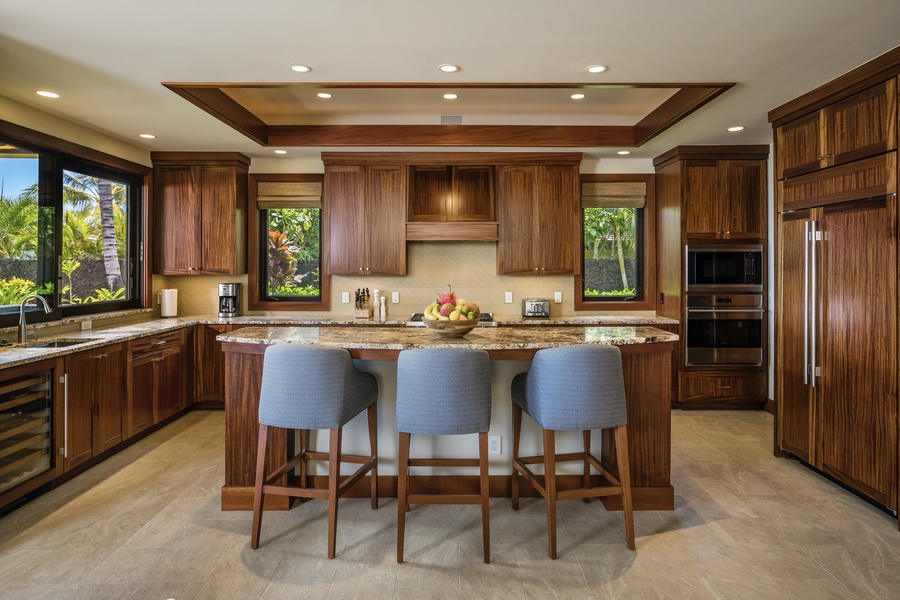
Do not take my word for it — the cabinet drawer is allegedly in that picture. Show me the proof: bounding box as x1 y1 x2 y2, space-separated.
681 372 765 406
130 330 184 357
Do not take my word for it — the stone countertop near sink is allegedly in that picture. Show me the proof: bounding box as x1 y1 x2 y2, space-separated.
217 324 678 351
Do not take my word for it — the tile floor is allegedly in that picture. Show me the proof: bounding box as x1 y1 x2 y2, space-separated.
1 409 899 599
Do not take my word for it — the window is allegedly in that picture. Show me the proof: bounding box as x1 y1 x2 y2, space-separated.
248 174 328 310
0 129 144 327
575 174 656 311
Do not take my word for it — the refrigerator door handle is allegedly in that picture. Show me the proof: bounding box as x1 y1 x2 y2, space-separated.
803 220 810 385
810 220 819 388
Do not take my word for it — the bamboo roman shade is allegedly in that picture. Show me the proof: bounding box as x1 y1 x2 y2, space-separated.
582 181 646 209
256 181 322 209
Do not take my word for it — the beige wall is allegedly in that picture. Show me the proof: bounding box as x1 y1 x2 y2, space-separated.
154 241 657 319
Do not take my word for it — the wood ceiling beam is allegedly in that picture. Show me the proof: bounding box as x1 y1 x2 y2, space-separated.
633 84 734 146
164 84 270 146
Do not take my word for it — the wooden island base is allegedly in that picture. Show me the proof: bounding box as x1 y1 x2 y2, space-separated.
221 326 676 512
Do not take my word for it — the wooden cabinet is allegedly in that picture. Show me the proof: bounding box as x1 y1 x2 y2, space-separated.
196 324 251 407
151 152 250 275
776 193 898 509
496 164 579 275
126 330 186 438
406 165 498 241
62 344 126 471
682 159 767 239
775 79 897 180
324 164 407 275
681 372 765 409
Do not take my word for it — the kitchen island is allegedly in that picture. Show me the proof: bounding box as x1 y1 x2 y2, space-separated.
219 325 678 511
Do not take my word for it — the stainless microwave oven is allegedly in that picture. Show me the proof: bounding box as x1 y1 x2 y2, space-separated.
685 244 763 292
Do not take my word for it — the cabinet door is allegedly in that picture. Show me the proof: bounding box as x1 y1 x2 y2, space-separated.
818 197 897 507
154 166 200 274
63 352 96 471
497 165 538 274
776 211 814 461
682 160 721 237
721 160 766 238
325 165 367 275
156 346 186 421
408 166 450 222
537 165 578 274
366 165 407 275
452 166 494 221
127 354 156 438
775 112 825 180
681 372 765 408
199 166 238 274
828 79 897 168
93 344 126 454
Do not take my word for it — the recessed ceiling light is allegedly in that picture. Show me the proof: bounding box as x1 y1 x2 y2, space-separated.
290 64 312 73
36 90 60 98
443 93 458 100
617 150 631 155
317 92 332 99
727 126 745 132
586 65 608 74
438 64 460 73
139 134 156 139
274 150 287 154
570 93 586 100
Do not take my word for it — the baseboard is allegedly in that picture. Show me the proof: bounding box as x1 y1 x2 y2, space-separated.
764 398 775 415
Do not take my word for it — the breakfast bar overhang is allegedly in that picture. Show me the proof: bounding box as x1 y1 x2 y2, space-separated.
219 325 678 511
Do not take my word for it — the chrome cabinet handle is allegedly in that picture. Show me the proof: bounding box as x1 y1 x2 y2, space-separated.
810 220 819 389
803 220 810 385
153 340 167 346
59 374 68 458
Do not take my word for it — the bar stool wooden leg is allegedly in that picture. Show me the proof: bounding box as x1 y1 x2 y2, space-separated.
511 403 522 511
615 425 636 550
251 423 269 549
368 403 378 509
582 430 592 503
299 429 309 493
478 431 490 564
397 432 410 563
543 429 558 559
327 427 342 559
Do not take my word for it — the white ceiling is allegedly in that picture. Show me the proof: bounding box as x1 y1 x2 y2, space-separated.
1 0 899 166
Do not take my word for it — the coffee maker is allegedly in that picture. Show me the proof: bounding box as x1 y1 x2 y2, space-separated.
218 283 241 318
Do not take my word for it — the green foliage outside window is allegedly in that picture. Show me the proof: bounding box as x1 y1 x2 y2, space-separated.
583 207 638 299
265 208 321 298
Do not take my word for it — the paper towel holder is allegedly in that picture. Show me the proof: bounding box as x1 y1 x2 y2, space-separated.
160 289 178 317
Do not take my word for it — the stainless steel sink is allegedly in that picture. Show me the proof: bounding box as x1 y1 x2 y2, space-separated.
25 338 100 348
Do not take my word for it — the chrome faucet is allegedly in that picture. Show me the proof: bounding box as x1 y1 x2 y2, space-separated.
18 294 51 344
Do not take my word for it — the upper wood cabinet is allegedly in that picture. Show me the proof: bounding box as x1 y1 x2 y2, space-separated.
324 164 407 276
774 79 897 180
151 152 250 275
654 146 769 241
496 164 579 275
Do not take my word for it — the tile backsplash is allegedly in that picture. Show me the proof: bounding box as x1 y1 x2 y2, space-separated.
153 242 655 319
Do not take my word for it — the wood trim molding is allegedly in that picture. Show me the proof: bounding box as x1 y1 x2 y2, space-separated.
652 144 771 168
150 151 251 168
162 81 735 148
321 151 584 166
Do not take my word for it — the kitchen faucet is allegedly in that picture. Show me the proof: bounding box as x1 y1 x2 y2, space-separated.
18 294 51 343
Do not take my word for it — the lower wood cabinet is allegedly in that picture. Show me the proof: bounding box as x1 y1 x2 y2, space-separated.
680 371 766 409
196 324 249 406
126 330 186 438
63 344 126 471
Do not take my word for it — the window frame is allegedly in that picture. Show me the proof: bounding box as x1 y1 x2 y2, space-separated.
0 119 149 329
574 173 657 312
248 173 329 311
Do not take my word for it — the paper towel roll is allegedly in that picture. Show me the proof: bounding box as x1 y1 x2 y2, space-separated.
160 289 178 317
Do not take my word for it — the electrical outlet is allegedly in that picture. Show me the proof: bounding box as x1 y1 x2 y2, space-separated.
80 320 92 331
504 292 513 303
392 291 399 303
489 436 501 455
341 292 350 304
554 291 562 303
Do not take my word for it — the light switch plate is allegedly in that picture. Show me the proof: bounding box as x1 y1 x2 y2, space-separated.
392 292 399 303
504 292 513 303
341 292 350 304
554 291 562 303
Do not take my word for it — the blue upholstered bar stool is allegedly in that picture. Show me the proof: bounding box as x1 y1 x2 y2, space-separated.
510 344 635 558
250 345 379 559
396 348 492 564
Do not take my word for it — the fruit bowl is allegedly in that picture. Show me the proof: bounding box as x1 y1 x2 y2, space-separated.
421 317 480 338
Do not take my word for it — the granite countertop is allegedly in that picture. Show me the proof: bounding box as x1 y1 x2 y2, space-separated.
218 324 678 351
0 313 678 370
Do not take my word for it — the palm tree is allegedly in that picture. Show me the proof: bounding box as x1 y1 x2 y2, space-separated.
63 171 125 291
584 207 636 290
0 193 38 259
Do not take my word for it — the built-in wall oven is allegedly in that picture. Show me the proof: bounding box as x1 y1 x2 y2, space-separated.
685 294 764 366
